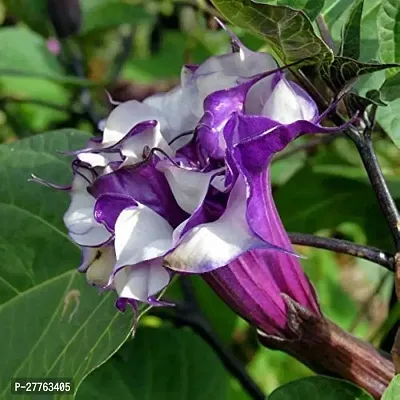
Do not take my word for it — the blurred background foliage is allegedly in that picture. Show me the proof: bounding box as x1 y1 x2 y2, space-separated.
0 0 398 399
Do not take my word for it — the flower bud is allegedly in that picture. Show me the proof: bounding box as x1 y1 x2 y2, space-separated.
47 0 82 39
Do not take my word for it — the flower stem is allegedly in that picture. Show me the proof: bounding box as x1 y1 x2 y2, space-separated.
288 232 394 271
258 296 395 399
354 136 400 250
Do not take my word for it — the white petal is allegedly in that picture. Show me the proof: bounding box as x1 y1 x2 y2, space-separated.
195 73 239 112
69 225 112 247
77 152 122 168
98 118 106 131
195 49 276 79
261 78 318 124
102 100 166 145
78 247 97 272
114 259 170 302
157 162 224 214
181 65 195 86
144 86 199 149
165 177 264 273
114 204 173 268
120 122 173 165
86 247 116 286
211 174 227 192
64 192 96 234
64 171 112 246
244 74 276 115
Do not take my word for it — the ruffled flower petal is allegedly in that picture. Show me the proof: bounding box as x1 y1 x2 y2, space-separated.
156 160 225 214
144 86 199 149
260 78 318 123
195 41 276 79
102 100 166 145
94 193 137 233
165 177 281 273
114 204 173 269
114 259 171 302
63 170 112 247
90 157 188 227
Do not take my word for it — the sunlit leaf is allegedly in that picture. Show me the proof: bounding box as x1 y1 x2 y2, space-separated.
377 0 400 77
377 98 400 148
211 0 333 65
381 375 400 400
276 0 325 21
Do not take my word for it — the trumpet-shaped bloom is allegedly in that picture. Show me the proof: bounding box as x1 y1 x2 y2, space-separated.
34 28 349 334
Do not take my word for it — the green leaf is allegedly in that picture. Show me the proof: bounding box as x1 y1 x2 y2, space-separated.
377 97 400 147
322 0 352 28
164 276 238 343
340 0 364 59
77 327 230 399
275 166 393 250
3 0 49 36
270 376 373 399
382 375 400 400
377 0 400 77
320 56 399 92
276 0 325 21
0 27 70 131
0 131 131 397
211 0 333 65
80 0 154 35
248 347 312 394
380 71 400 101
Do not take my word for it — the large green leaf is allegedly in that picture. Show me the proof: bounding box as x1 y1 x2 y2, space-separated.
340 0 364 59
321 1 386 62
377 0 400 77
211 0 333 64
77 326 231 399
270 376 373 399
0 131 131 398
382 374 400 400
0 27 70 131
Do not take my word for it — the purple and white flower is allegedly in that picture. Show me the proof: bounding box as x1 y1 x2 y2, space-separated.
35 28 349 335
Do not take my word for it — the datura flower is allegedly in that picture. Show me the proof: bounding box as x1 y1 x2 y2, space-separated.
35 29 348 336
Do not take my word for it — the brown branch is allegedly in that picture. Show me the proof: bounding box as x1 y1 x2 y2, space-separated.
258 296 395 399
